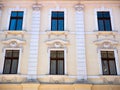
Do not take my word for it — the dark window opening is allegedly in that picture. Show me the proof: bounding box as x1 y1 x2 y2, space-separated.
9 11 24 30
50 51 64 75
3 50 19 74
101 51 117 75
97 12 112 31
51 11 64 31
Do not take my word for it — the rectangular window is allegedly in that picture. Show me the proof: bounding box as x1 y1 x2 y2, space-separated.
97 12 112 31
3 50 19 74
50 51 64 75
101 51 117 75
51 11 64 31
9 11 24 30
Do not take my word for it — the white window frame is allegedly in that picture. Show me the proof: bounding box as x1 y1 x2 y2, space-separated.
48 7 67 30
48 48 67 75
6 7 26 30
1 48 22 74
98 49 120 75
94 7 114 31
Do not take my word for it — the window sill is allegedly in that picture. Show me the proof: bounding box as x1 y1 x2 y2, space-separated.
94 30 118 35
3 30 26 35
46 30 69 35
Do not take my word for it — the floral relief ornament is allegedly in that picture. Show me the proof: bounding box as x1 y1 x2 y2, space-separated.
75 3 84 11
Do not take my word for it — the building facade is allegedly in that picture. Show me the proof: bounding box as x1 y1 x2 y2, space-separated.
0 0 120 90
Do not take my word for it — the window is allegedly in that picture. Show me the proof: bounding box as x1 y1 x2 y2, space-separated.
97 12 112 31
101 51 117 75
3 50 19 74
51 11 64 31
50 51 64 75
9 11 24 30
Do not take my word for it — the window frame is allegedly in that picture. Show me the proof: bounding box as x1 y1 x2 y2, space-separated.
97 11 112 31
48 8 67 31
101 51 117 75
50 51 64 75
0 48 22 74
6 7 26 31
3 50 20 74
94 7 114 31
9 11 24 30
51 11 64 31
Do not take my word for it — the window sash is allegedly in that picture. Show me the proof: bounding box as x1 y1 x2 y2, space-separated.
97 12 112 31
3 50 19 74
9 11 24 30
101 51 117 75
51 12 64 31
50 51 64 75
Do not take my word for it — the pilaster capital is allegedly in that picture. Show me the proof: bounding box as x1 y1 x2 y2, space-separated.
32 4 42 11
74 4 84 11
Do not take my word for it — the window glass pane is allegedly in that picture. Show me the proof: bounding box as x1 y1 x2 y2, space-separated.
98 20 104 31
51 20 57 31
11 12 17 17
3 59 11 74
101 51 107 58
9 19 16 30
97 12 103 18
16 19 23 30
58 12 64 17
105 20 111 31
50 51 57 58
58 20 64 31
6 50 12 57
58 60 64 75
102 60 109 75
52 12 57 17
50 60 56 74
108 51 114 58
11 60 18 74
103 12 110 18
18 12 24 17
109 60 117 75
57 51 64 58
13 50 19 57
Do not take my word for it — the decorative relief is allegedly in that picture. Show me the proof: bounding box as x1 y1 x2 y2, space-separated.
49 76 65 83
45 39 69 48
94 39 118 49
74 3 84 11
2 39 26 48
32 4 42 11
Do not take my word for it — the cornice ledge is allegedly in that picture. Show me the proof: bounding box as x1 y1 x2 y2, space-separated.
45 38 69 45
94 39 118 45
2 38 26 44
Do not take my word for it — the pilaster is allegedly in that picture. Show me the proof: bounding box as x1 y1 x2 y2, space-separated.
75 4 87 80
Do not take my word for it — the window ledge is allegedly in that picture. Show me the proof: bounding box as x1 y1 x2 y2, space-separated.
3 30 26 35
94 30 118 35
46 30 69 35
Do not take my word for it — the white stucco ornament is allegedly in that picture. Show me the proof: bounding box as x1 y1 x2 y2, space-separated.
75 3 84 11
10 41 17 47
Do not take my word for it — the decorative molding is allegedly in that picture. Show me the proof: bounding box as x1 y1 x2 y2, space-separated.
46 38 69 46
32 4 42 11
74 4 84 11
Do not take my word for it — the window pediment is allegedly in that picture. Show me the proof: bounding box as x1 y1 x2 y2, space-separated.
2 38 26 47
46 39 69 48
